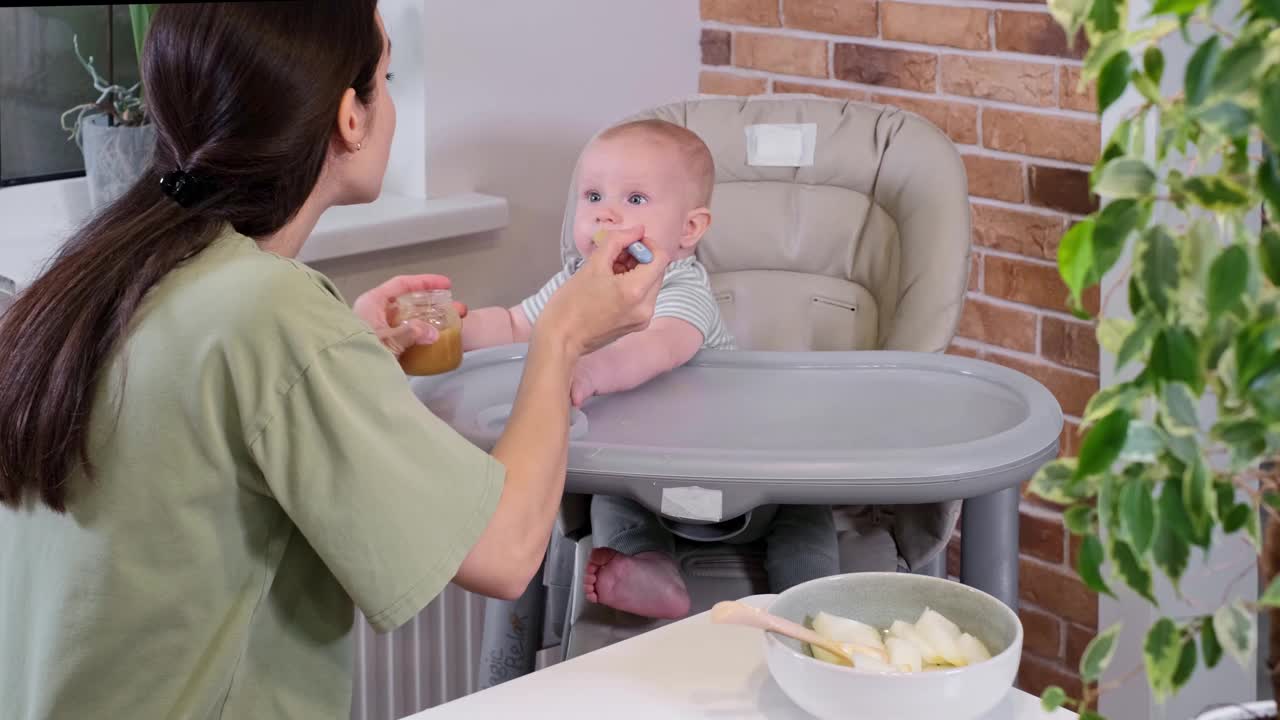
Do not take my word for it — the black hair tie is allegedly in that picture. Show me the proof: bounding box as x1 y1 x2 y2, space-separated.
159 169 215 208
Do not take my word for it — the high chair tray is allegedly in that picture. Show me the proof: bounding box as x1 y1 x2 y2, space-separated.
411 346 1062 521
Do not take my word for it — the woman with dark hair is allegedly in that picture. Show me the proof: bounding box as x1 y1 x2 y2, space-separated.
0 3 667 718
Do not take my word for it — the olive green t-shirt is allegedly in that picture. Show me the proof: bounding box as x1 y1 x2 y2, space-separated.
0 226 504 719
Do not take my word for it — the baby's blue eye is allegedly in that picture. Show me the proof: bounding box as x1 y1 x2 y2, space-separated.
585 191 602 203
627 194 648 205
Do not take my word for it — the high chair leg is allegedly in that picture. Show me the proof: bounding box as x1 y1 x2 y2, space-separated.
911 549 946 578
542 529 580 651
477 565 545 690
560 534 595 662
960 487 1020 611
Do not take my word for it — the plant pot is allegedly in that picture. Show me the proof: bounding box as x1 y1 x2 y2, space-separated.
79 114 155 209
1194 701 1277 720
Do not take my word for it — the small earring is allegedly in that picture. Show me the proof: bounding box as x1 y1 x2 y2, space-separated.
356 142 363 151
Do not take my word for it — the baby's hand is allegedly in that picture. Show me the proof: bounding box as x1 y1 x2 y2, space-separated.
570 365 598 408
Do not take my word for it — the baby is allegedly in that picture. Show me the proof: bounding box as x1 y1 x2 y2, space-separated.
462 119 838 619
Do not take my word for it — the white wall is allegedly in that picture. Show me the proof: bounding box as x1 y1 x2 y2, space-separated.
1097 1 1261 718
313 0 701 309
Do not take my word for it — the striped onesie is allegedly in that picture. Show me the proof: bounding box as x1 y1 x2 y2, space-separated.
520 256 737 351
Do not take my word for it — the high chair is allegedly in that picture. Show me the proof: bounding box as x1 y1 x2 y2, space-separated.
411 95 1063 685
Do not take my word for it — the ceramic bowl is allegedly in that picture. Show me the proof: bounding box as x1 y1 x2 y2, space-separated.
765 572 1022 720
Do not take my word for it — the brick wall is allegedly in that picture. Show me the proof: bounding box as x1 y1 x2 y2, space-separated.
698 0 1101 696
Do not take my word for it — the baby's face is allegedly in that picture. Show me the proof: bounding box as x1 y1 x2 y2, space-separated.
572 134 702 260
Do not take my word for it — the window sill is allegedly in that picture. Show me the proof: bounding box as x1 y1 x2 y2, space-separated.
300 191 508 264
0 177 508 289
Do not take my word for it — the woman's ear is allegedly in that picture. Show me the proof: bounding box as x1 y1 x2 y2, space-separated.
680 208 712 250
334 87 367 152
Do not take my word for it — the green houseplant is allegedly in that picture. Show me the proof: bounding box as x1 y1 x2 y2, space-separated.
59 4 157 208
1030 0 1280 716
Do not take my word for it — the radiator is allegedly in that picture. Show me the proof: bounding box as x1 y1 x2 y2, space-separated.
350 584 559 720
350 584 486 720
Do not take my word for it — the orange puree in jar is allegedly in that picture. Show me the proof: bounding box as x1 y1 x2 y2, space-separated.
393 290 463 376
399 325 462 375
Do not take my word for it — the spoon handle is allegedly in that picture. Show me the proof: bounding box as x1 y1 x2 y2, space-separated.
710 601 885 661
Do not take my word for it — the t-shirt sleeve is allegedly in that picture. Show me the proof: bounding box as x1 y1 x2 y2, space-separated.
519 262 575 325
653 265 722 344
247 329 504 632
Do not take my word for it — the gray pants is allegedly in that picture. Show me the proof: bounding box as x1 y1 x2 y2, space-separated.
591 495 839 593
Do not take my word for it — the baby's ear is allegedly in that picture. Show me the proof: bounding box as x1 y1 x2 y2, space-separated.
680 207 712 250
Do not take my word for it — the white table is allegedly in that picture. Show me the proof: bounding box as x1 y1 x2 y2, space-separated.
406 595 1076 720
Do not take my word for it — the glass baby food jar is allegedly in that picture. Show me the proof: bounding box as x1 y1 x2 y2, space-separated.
394 289 463 375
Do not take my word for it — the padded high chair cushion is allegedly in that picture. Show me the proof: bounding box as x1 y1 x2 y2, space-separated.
711 270 879 351
558 95 973 573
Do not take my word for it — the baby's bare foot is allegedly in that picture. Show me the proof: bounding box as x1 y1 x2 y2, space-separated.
584 548 691 620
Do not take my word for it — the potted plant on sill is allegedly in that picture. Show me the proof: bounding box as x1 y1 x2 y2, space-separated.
59 4 157 209
1029 0 1280 717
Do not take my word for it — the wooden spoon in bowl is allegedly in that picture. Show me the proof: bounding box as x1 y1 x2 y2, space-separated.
710 600 889 663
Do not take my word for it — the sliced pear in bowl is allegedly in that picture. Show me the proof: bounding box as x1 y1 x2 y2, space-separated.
914 608 968 667
804 607 993 673
812 611 885 652
958 633 992 665
885 636 924 673
810 644 852 667
888 619 941 665
851 650 897 674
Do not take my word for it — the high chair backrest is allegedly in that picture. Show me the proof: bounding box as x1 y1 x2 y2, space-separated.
560 95 971 352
